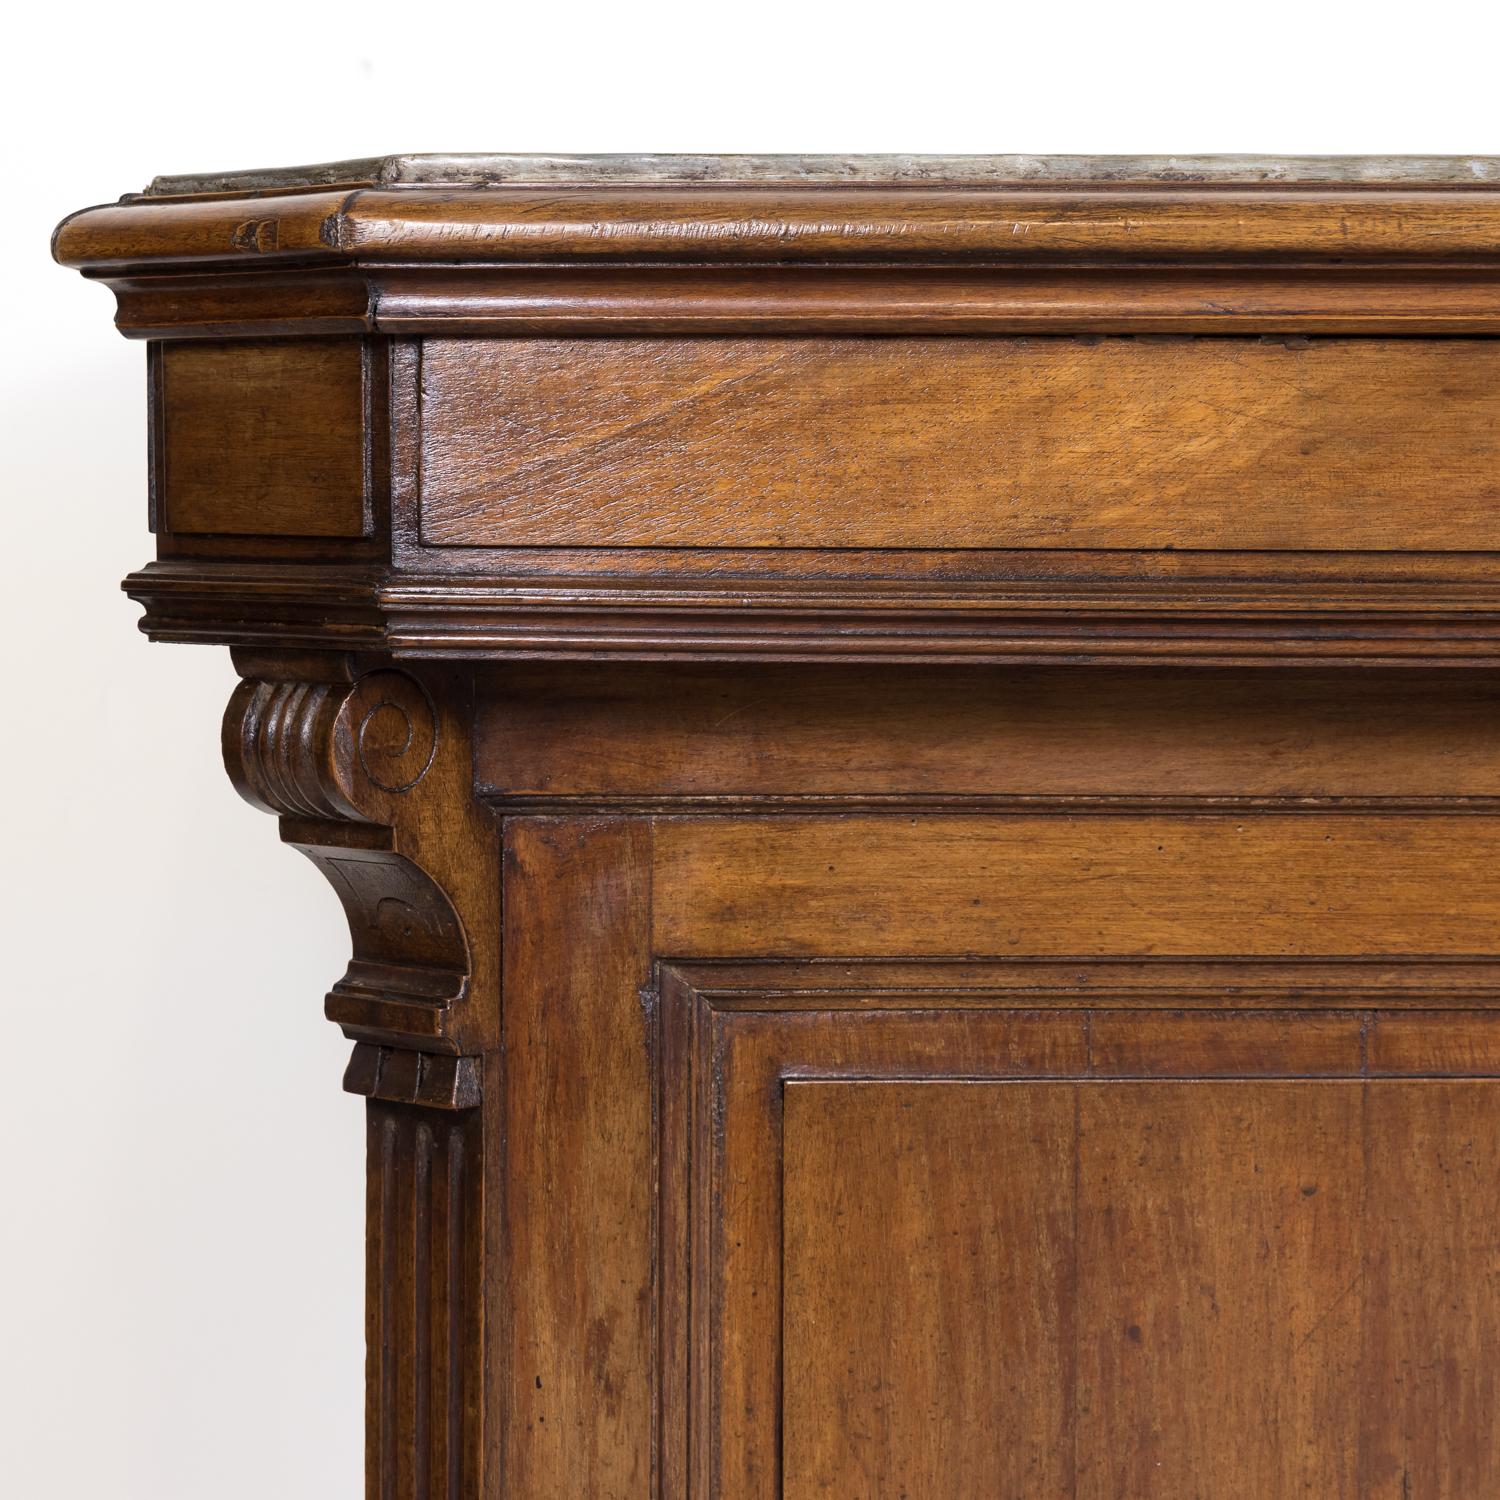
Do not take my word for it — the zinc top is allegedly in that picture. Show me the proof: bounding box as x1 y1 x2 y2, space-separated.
138 152 1500 193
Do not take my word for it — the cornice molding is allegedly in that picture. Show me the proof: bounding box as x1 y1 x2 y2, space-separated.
128 562 1500 667
73 161 1500 668
55 179 1500 337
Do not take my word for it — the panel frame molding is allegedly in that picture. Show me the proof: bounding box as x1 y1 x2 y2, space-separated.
653 956 1500 1500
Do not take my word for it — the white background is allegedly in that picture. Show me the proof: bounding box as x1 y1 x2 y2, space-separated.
3 4 1498 1493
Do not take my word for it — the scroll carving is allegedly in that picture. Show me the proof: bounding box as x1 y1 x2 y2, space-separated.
223 653 498 1102
228 668 439 821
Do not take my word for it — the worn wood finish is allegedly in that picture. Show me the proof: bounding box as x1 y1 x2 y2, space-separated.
499 819 655 1498
1360 1084 1500 1496
54 168 1500 342
53 183 1500 271
420 336 1500 552
782 1082 1076 1496
57 156 1500 1497
1371 1010 1500 1072
1076 1082 1365 1496
782 1080 1378 1498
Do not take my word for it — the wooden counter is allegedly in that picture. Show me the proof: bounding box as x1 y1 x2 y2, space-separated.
56 153 1500 1498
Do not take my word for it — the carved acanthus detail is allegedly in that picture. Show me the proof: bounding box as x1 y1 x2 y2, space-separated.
222 653 497 1100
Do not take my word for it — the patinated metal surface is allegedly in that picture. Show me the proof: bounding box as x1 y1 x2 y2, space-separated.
145 152 1500 196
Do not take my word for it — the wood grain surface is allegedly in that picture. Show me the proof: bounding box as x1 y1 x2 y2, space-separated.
1075 1082 1364 1496
783 1082 1076 1497
57 158 1500 1500
782 1080 1378 1498
476 665 1500 803
420 337 1500 551
56 184 1500 269
160 339 369 537
500 818 655 1499
652 814 1500 957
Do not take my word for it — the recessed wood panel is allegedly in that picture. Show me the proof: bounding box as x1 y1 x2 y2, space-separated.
1074 1082 1363 1496
1361 1083 1500 1495
652 814 1500 957
419 337 1500 551
777 1077 1500 1499
783 1082 1076 1497
160 338 369 537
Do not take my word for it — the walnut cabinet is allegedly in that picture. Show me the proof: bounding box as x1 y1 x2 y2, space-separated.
54 153 1500 1497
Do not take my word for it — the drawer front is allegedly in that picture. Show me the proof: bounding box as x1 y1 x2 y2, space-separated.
419 335 1500 552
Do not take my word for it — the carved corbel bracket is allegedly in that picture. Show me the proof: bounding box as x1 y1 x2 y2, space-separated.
222 650 499 1104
